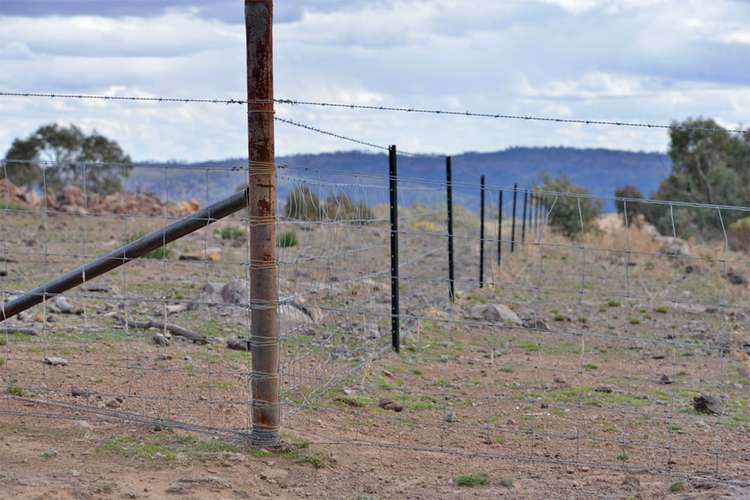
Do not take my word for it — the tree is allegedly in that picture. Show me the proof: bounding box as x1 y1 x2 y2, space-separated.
614 185 644 227
540 175 603 238
2 124 132 194
645 118 750 239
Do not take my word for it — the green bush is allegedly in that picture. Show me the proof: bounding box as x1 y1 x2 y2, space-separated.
540 176 603 238
217 226 245 241
276 230 298 248
125 231 174 260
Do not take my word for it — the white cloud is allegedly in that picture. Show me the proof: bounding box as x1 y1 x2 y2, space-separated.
0 0 748 162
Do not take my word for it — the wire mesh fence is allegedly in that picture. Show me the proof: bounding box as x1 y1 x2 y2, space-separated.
1 154 750 486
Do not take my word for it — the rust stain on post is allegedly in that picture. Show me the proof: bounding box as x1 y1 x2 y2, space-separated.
246 0 280 448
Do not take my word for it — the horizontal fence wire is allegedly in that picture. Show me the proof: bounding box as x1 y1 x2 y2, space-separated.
1 90 748 135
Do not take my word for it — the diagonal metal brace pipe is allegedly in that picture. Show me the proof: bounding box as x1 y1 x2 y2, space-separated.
1 188 249 322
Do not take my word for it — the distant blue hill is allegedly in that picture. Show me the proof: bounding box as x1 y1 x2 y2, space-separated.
127 147 671 212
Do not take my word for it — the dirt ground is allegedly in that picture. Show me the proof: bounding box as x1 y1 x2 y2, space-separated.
2 192 750 498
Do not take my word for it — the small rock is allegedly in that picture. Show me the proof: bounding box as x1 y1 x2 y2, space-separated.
468 304 522 325
105 397 124 409
553 377 566 385
221 452 245 464
378 399 403 412
260 468 289 483
153 334 171 347
445 412 459 423
658 374 673 385
74 420 93 431
183 355 192 362
51 295 82 315
227 336 250 351
44 356 68 367
693 394 722 415
70 469 81 478
594 386 613 394
70 386 90 397
659 237 690 257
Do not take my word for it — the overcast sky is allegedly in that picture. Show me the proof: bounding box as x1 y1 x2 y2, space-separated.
0 0 748 161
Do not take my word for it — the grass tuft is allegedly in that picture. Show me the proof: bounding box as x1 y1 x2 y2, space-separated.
6 385 24 397
669 480 686 493
217 226 245 241
277 230 298 248
455 472 489 487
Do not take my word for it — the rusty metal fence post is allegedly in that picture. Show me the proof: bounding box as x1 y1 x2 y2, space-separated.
245 0 280 448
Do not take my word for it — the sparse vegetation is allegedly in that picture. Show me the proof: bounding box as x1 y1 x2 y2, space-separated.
455 472 489 487
6 385 24 397
669 480 686 493
217 225 245 241
124 231 174 259
277 230 298 248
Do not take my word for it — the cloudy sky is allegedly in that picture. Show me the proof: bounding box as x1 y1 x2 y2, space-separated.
0 0 748 161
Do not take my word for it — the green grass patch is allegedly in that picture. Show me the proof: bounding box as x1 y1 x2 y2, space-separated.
5 385 23 397
628 318 641 325
124 231 174 260
455 472 489 487
276 230 298 248
669 480 686 493
543 386 646 407
583 363 598 371
518 340 541 353
654 306 669 314
607 300 620 308
100 432 242 464
216 226 245 241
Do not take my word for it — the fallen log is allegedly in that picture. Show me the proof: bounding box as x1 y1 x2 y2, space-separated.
112 315 208 345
